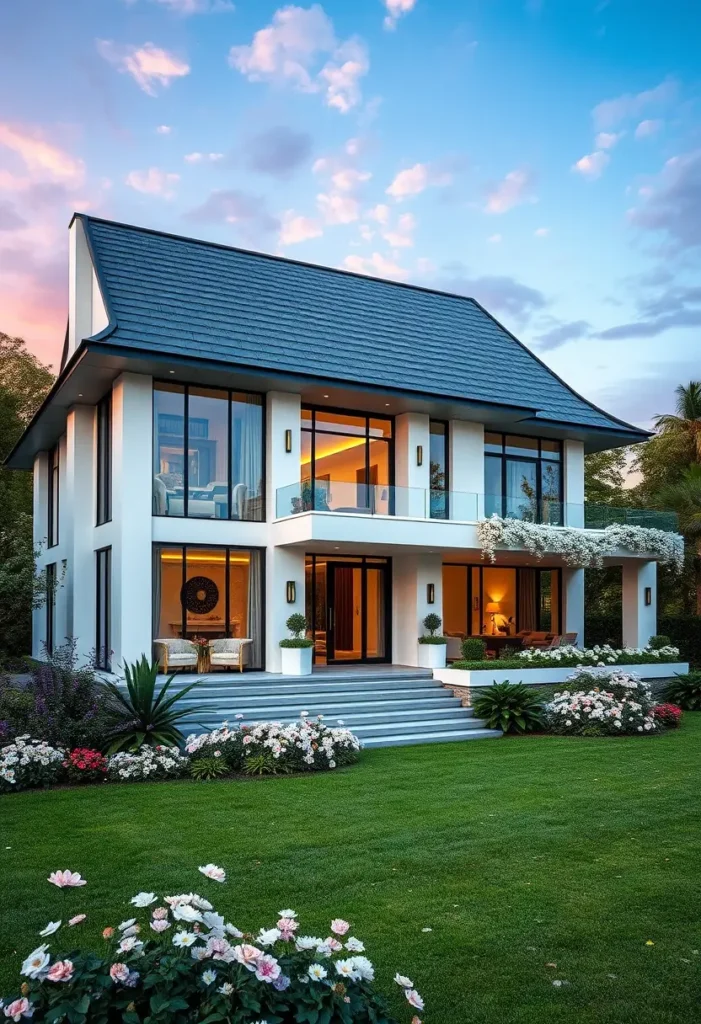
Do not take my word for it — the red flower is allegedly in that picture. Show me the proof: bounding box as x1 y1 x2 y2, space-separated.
652 703 683 728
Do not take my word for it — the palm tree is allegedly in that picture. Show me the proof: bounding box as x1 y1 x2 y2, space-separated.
654 381 701 460
658 464 701 614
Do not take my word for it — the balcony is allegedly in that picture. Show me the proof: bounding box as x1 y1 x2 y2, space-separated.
275 481 678 533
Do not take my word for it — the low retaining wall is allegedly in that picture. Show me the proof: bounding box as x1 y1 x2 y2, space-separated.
434 662 689 705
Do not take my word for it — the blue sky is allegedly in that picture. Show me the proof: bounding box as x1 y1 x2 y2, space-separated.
0 0 699 426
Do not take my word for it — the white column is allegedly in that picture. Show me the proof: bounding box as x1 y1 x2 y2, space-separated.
564 440 585 528
32 453 48 658
112 373 153 671
392 553 443 666
394 412 430 516
450 420 484 519
266 546 306 672
64 406 97 662
562 568 585 647
267 392 301 520
622 560 657 649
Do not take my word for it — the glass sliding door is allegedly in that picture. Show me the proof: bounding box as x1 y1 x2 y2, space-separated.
442 563 562 638
305 555 390 664
153 545 264 669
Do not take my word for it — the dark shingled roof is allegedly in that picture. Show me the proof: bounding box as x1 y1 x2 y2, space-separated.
80 215 644 437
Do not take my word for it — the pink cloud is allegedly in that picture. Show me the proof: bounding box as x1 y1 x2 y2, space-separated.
126 167 180 198
383 0 417 30
343 251 405 278
386 162 452 200
0 123 84 185
572 151 609 179
279 210 323 245
97 40 190 96
484 168 536 213
635 119 663 139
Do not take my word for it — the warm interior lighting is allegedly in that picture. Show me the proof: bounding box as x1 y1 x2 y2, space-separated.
286 580 296 603
417 445 423 466
161 553 250 564
485 601 500 636
300 434 367 466
427 582 435 604
285 429 292 453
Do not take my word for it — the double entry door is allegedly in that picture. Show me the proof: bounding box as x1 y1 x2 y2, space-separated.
326 559 390 664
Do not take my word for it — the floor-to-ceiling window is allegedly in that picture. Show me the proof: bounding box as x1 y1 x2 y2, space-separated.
429 420 448 519
96 393 112 526
45 562 56 655
297 408 393 515
305 554 391 664
95 547 111 671
153 545 264 669
484 433 562 524
47 443 59 547
442 564 561 639
153 383 264 520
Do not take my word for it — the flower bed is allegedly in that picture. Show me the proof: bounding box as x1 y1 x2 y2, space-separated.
2 868 424 1024
450 643 681 671
476 515 684 569
0 737 65 793
544 669 658 736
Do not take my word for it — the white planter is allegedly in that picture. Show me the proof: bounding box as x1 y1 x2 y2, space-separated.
280 645 313 676
433 661 689 689
418 643 447 669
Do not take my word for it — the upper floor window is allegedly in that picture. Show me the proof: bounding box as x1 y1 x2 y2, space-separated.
47 444 59 547
429 420 448 520
484 432 562 524
301 407 393 514
153 382 264 520
95 547 111 671
96 393 112 525
45 562 56 655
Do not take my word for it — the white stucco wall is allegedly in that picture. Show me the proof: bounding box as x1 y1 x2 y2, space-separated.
450 419 484 518
394 412 430 516
564 440 585 527
622 559 657 648
392 553 443 666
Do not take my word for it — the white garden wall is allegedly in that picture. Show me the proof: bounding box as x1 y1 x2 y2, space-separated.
433 662 689 689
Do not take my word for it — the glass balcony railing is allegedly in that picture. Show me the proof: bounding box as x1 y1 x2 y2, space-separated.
274 481 678 533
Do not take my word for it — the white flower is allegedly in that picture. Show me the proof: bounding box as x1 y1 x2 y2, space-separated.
258 928 281 947
118 936 143 953
172 904 203 924
173 931 198 948
395 973 414 989
150 919 170 933
199 864 226 883
225 922 244 938
405 989 424 1010
345 937 365 952
131 892 157 907
335 959 359 980
118 919 137 932
278 909 297 919
21 945 51 980
218 982 234 995
296 936 323 951
308 963 327 981
202 969 217 985
349 955 374 981
39 921 61 937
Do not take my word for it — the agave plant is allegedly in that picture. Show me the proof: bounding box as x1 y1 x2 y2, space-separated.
102 656 214 754
664 672 701 711
472 681 545 735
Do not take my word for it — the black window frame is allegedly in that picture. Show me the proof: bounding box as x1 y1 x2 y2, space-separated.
45 562 56 656
153 382 266 521
443 562 563 637
47 443 59 547
301 405 395 514
96 393 112 526
484 432 563 525
429 419 449 520
95 547 111 671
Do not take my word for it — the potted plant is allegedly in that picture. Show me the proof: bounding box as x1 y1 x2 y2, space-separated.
417 613 448 669
280 613 315 676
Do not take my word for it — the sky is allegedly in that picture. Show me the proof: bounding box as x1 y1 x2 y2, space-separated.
0 0 700 428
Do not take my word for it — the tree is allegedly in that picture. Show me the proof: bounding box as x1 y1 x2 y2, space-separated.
0 332 54 657
584 448 629 506
658 464 701 615
654 381 701 459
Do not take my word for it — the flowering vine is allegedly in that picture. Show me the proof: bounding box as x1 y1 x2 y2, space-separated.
476 515 684 570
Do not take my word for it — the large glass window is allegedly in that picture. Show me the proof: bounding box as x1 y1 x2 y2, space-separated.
429 420 448 519
48 444 59 547
153 545 264 669
153 383 264 520
96 394 112 525
299 407 393 514
95 547 111 671
442 564 561 642
45 563 56 655
483 432 562 524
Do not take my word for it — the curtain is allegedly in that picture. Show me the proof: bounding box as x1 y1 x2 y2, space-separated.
237 396 263 520
152 545 162 640
506 460 537 520
518 569 538 631
247 549 263 668
335 568 355 651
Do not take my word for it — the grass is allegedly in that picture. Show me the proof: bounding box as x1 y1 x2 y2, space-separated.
2 722 701 1024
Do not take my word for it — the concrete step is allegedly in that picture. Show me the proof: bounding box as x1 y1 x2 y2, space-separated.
175 686 449 708
349 715 488 738
167 677 438 699
362 728 503 748
184 698 463 725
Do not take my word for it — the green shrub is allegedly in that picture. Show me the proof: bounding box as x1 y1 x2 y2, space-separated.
649 634 672 650
461 637 486 661
423 613 442 635
472 681 545 735
498 644 521 660
0 682 34 741
664 672 701 710
189 756 230 781
280 613 315 648
242 751 287 776
102 656 214 753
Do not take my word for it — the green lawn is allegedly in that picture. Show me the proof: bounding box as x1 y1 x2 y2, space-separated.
2 721 701 1024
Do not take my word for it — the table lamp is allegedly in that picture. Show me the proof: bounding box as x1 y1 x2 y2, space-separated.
485 601 500 635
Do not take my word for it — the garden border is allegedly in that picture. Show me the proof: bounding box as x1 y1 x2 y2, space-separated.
434 661 689 695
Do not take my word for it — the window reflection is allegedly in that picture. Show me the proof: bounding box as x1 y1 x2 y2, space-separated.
483 433 562 524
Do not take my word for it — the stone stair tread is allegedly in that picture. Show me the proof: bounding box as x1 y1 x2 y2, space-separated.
362 728 502 747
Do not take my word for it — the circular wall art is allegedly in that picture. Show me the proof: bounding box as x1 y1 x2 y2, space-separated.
182 576 220 615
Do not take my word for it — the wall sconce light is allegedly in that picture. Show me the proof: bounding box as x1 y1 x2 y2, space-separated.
284 429 292 453
286 580 296 604
426 583 435 604
644 586 652 606
416 445 423 466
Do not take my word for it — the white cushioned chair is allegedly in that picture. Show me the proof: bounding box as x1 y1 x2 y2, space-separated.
154 638 198 673
208 638 253 672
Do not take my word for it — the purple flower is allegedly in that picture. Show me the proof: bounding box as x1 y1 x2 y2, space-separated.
273 974 291 991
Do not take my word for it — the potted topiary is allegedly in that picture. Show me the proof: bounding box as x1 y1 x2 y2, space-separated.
280 613 315 676
417 612 448 669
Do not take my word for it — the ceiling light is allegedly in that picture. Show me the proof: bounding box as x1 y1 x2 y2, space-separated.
169 370 175 374
323 394 329 398
385 403 390 407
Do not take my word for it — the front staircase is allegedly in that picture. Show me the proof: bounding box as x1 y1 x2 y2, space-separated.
170 668 502 749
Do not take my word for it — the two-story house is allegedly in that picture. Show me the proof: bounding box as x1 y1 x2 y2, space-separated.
8 214 667 675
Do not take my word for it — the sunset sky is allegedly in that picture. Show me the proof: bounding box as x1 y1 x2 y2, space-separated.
0 0 699 426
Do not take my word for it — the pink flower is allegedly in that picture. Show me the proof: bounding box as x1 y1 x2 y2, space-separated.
206 937 233 961
47 961 74 984
48 870 86 888
277 916 299 936
4 999 33 1021
324 937 343 952
150 919 170 933
406 990 424 1010
254 954 281 983
152 907 169 920
110 963 130 983
68 915 86 927
330 919 350 936
233 944 263 970
242 735 253 745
